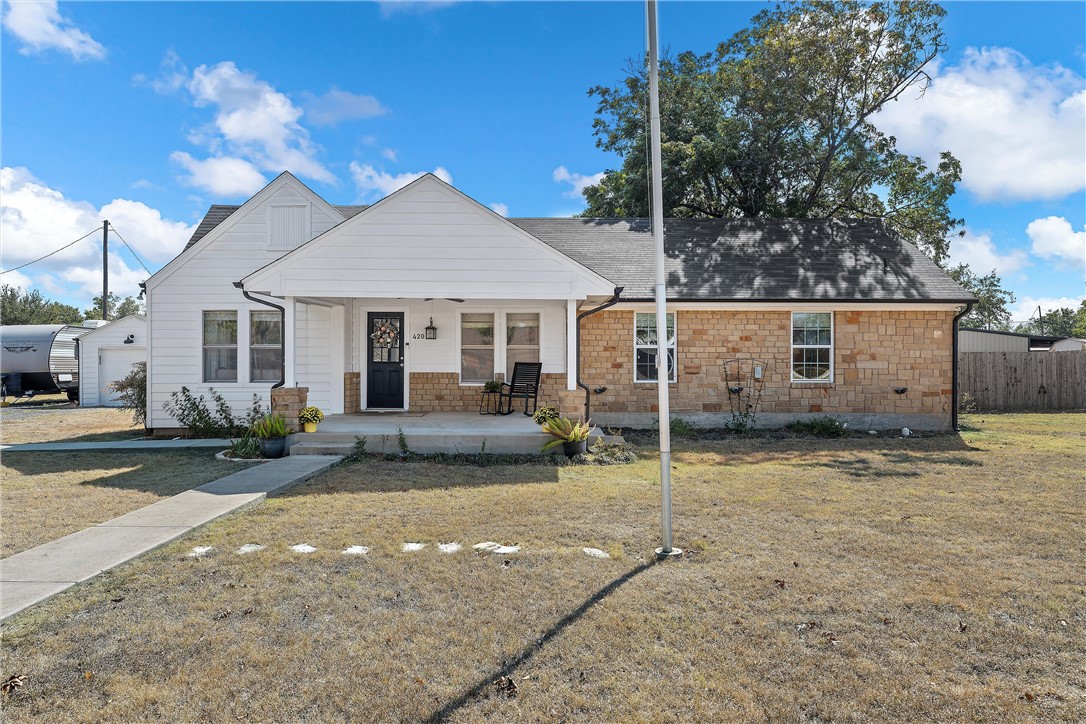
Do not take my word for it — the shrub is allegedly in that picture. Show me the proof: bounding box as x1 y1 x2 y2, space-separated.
786 416 850 438
532 406 560 425
725 411 756 434
252 413 289 439
582 438 638 465
669 417 699 438
109 361 146 426
162 387 264 438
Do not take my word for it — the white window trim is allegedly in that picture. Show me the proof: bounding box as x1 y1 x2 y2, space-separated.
501 308 543 381
790 310 834 384
458 310 497 386
202 309 238 384
633 311 677 384
249 310 282 384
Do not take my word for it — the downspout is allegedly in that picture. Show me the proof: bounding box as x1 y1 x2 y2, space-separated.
951 301 974 432
233 281 285 389
576 286 624 420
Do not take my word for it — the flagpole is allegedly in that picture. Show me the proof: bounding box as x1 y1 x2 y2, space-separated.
647 0 681 559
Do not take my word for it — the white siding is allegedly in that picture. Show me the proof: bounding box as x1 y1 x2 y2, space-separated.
77 316 147 407
268 205 309 250
146 178 343 429
244 177 614 300
296 302 331 412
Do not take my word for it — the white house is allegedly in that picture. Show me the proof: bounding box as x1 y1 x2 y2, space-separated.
142 172 973 433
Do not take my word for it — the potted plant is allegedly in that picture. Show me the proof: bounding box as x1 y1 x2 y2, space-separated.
532 406 559 426
299 405 324 433
482 380 502 393
540 416 592 458
252 413 289 458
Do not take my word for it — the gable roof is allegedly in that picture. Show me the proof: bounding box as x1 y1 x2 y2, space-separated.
511 217 974 302
183 190 972 303
184 204 367 250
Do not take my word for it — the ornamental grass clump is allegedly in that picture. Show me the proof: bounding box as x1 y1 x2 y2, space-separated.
252 413 289 439
540 417 592 452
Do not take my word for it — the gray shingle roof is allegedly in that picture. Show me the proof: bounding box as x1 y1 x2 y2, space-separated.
511 217 973 302
184 206 972 302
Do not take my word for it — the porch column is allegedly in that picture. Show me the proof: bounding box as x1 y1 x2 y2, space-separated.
284 296 296 387
566 299 578 391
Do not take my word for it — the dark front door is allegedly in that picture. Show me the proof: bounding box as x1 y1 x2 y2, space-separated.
367 313 405 409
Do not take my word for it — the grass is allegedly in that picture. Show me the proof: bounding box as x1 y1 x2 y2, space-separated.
1 398 142 444
1 451 238 556
0 413 1082 721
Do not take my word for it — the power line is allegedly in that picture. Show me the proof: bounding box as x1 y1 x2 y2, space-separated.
107 224 152 275
0 225 103 275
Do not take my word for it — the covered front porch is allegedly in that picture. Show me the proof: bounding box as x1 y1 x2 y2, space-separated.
286 411 606 456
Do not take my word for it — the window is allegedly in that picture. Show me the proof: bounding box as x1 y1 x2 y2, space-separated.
203 311 237 382
505 312 540 379
791 312 833 382
461 313 495 384
634 312 676 383
250 310 282 383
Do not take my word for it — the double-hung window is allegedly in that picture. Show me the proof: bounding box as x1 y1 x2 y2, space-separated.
791 312 833 382
250 311 282 383
505 312 540 379
203 311 237 382
634 312 676 383
461 313 495 384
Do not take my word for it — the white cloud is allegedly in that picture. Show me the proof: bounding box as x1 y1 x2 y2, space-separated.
1 167 195 305
349 162 452 199
876 47 1085 201
1026 216 1085 268
302 88 387 126
553 166 604 199
488 202 509 217
1009 295 1086 325
946 227 1028 276
2 0 105 60
382 148 398 162
170 152 268 197
379 1 459 18
1 268 33 291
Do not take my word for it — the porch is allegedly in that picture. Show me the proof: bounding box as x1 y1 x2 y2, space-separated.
286 411 609 456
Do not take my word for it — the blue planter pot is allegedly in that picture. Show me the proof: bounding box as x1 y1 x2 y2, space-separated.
258 437 287 459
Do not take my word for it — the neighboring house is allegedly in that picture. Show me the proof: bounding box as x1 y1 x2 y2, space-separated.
76 315 146 407
142 172 974 433
959 328 1062 353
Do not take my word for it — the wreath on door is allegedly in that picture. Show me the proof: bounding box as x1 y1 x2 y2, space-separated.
370 321 399 347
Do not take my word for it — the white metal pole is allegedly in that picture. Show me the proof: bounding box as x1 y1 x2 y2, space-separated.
647 0 680 558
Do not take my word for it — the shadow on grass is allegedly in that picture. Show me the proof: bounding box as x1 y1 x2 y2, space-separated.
279 457 563 497
0 450 232 496
424 557 659 723
797 451 983 479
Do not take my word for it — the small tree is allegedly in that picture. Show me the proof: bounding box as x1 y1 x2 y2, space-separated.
109 361 147 427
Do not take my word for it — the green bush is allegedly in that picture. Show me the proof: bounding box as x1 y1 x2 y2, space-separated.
669 417 699 438
786 416 849 438
109 361 146 426
162 387 264 438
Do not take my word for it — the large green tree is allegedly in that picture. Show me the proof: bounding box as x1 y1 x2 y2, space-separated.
945 266 1015 330
0 285 84 325
1014 304 1085 338
584 0 962 262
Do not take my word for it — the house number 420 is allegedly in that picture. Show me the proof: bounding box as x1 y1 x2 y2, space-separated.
411 333 427 340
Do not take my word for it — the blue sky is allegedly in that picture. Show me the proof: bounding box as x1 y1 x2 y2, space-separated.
2 1 1083 324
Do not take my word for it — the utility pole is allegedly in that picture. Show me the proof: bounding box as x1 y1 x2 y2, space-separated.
1036 305 1045 335
102 220 109 320
647 0 680 559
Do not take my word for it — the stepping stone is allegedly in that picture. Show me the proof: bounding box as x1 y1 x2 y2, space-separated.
237 544 265 555
291 544 317 553
188 546 213 557
438 542 462 554
342 546 370 556
582 547 610 559
402 542 426 552
492 545 520 555
473 541 501 552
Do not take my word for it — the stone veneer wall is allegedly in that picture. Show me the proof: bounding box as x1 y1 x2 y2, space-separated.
576 308 954 421
408 372 564 413
270 386 308 431
344 372 361 413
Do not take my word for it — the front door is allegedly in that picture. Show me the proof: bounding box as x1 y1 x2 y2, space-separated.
367 312 405 409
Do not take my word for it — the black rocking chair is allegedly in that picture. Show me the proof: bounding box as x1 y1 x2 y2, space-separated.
499 362 543 416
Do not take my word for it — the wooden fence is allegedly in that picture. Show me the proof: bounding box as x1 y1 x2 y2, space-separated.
959 351 1086 412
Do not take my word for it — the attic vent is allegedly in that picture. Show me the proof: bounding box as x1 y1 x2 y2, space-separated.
268 205 309 250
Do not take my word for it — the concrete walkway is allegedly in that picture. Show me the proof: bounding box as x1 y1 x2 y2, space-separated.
0 438 231 452
0 454 341 623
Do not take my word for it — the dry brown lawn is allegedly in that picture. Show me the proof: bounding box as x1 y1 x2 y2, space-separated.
1 397 141 444
0 413 1082 722
1 451 237 556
